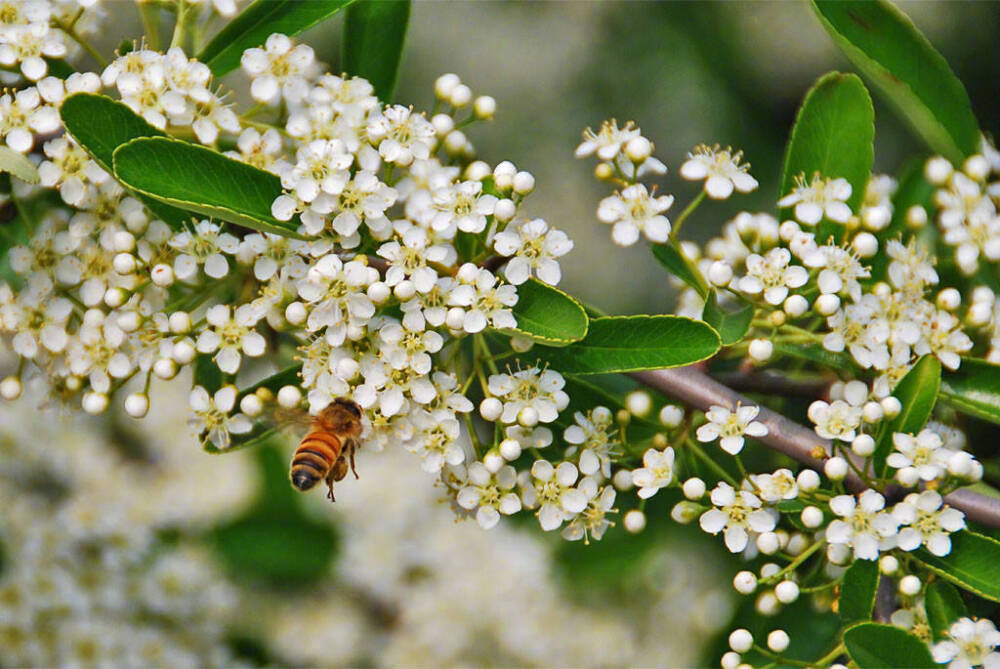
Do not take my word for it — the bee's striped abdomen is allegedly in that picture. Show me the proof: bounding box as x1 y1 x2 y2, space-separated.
289 431 343 491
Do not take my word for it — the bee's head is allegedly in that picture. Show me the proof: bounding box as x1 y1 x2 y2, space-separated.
334 397 362 419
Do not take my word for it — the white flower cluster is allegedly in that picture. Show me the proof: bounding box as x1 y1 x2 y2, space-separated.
0 0 99 82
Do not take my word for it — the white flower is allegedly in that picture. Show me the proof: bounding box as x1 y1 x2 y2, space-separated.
241 33 318 106
0 87 60 153
405 408 464 473
188 385 252 449
887 430 953 483
698 482 776 553
807 400 863 442
827 490 899 561
378 319 443 373
750 468 798 503
366 105 435 167
575 119 641 161
778 173 853 226
892 491 965 556
376 222 451 293
916 310 973 371
563 406 617 477
519 459 587 531
823 296 891 370
493 218 573 285
486 367 569 424
803 244 870 302
296 255 376 344
169 220 239 280
679 144 758 199
597 184 673 246
630 446 675 499
431 180 497 235
932 617 1000 669
195 304 267 374
226 127 284 171
504 424 554 450
887 238 939 292
326 171 398 245
455 462 521 529
696 404 768 455
561 480 617 544
447 263 518 333
737 248 808 305
860 174 897 231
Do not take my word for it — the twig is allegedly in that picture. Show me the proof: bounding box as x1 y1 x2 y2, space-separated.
630 365 1000 529
711 369 832 399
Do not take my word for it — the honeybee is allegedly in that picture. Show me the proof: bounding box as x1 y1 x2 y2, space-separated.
287 397 364 502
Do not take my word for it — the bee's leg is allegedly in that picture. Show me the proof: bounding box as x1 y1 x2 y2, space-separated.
349 442 359 479
325 479 336 502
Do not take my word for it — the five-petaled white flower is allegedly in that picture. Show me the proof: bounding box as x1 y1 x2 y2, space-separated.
696 404 768 455
520 460 588 532
778 173 853 226
493 218 573 285
597 184 673 247
188 385 253 449
892 491 965 557
630 446 675 499
456 462 522 530
887 429 952 483
698 482 776 553
932 617 1000 669
827 490 899 561
195 304 267 374
807 399 863 442
738 248 809 305
679 144 758 199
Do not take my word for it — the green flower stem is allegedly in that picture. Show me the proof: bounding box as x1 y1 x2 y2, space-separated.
751 645 816 668
761 538 824 585
170 0 188 49
140 2 161 51
669 190 706 242
813 642 845 668
685 438 737 486
52 16 108 67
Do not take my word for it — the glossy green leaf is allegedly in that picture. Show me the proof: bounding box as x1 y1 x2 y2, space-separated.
843 623 936 668
873 355 940 475
198 0 354 77
940 358 1000 426
112 137 304 238
839 559 879 624
702 290 754 346
811 0 980 163
59 93 189 226
342 0 411 102
504 278 589 346
772 342 853 369
914 531 1000 603
924 580 967 642
651 241 709 298
238 365 303 403
0 147 39 184
779 72 874 239
536 315 720 375
194 354 223 395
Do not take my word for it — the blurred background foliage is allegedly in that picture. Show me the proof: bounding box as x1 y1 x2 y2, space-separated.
4 1 1000 666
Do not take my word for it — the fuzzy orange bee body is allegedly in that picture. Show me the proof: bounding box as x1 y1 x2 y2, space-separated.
288 398 364 502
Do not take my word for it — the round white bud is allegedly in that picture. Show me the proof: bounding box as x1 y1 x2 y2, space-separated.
775 580 800 604
936 287 961 311
815 294 841 316
517 406 539 427
843 380 867 406
335 357 360 381
783 294 809 318
881 396 902 418
757 532 781 555
748 338 773 362
969 460 984 482
431 113 455 137
393 279 416 301
150 263 174 287
786 533 810 556
852 232 878 258
465 160 491 181
947 450 974 478
82 391 109 415
113 252 137 275
510 335 534 353
613 469 633 491
494 198 517 222
512 171 535 195
963 154 990 181
153 358 179 379
171 340 195 364
104 287 127 308
925 156 953 185
897 466 921 487
759 563 780 579
682 477 706 500
116 310 141 333
483 451 504 474
767 630 790 653
240 393 263 417
721 651 742 669
729 629 753 654
801 506 824 529
0 376 22 400
658 404 683 427
623 509 647 534
733 571 757 595
708 261 734 287
446 307 467 330
862 401 884 424
277 385 301 409
625 136 652 163
367 281 391 305
166 310 191 334
112 230 135 252
797 469 821 492
449 83 472 107
479 397 503 421
778 220 801 241
851 434 876 457
434 73 461 100
499 438 521 461
968 302 992 327
824 456 849 481
473 95 496 120
123 392 149 418
625 390 652 417
905 204 928 229
879 555 899 576
443 130 466 155
756 591 780 616
670 501 700 524
285 301 307 325
899 574 921 596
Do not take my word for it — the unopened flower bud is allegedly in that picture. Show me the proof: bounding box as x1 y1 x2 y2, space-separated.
784 294 808 318
625 136 652 163
801 505 824 528
154 358 179 379
112 230 135 252
749 338 773 362
367 281 391 304
434 73 461 100
625 390 652 417
517 406 539 427
879 555 899 576
117 310 141 332
82 391 109 415
851 434 876 457
277 385 302 409
483 451 504 473
124 392 149 418
104 287 127 308
151 263 174 286
623 509 646 534
670 501 700 524
708 261 733 287
446 307 466 330
757 532 780 555
881 396 902 418
733 571 757 595
775 580 799 604
963 154 990 181
449 83 472 107
924 156 953 185
113 252 137 275
480 397 503 421
815 294 841 315
473 95 496 120
512 171 535 195
393 279 416 301
824 456 848 481
494 198 517 222
852 232 878 258
285 301 307 325
499 438 521 461
510 335 534 352
767 630 790 653
0 376 22 400
936 288 961 311
729 629 753 653
171 340 195 365
240 393 263 417
431 113 454 137
899 574 921 596
797 469 820 491
613 469 633 490
682 477 706 500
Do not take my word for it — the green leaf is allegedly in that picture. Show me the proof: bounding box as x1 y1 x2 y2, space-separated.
843 623 936 668
112 137 304 238
194 354 223 394
873 355 940 476
811 0 980 163
940 358 1000 426
779 71 874 240
772 342 854 369
914 531 1000 603
198 0 355 77
504 278 589 346
839 559 879 624
924 580 967 642
536 315 720 375
702 290 754 346
238 364 303 404
0 147 39 184
651 242 709 298
59 93 189 226
342 0 411 103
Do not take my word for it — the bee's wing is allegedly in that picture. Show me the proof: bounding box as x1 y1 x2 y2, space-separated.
268 407 315 437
